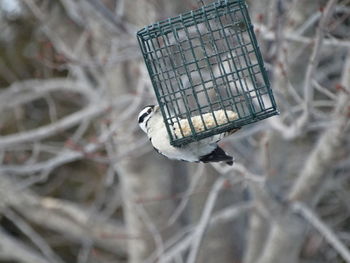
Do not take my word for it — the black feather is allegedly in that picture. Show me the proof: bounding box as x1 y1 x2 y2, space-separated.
138 112 149 123
138 105 155 123
199 146 233 165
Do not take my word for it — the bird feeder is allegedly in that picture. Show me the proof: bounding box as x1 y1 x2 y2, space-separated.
137 0 278 147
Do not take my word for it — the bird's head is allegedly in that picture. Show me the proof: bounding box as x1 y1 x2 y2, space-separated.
138 105 157 133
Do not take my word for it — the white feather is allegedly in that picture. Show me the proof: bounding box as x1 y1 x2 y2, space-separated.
145 106 230 162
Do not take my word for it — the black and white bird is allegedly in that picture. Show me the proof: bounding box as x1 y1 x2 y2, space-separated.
138 105 240 165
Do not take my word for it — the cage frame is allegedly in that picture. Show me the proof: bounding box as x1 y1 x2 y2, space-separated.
137 0 278 147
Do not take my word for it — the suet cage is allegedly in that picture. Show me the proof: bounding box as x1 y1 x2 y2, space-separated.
137 0 278 147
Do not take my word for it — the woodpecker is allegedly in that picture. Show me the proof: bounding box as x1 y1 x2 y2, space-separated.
138 105 239 165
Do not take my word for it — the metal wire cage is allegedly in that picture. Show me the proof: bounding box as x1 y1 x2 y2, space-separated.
137 0 278 146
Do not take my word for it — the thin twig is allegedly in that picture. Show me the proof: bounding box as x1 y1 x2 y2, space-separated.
256 23 350 48
312 80 337 100
0 104 107 148
288 51 350 202
137 204 165 263
187 177 226 263
0 176 127 256
4 209 65 263
292 202 350 263
0 227 49 263
167 164 205 226
303 0 337 115
144 203 252 263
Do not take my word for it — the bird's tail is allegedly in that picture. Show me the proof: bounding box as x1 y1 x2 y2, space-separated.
199 146 234 165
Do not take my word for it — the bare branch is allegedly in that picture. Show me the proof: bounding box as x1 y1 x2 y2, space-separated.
136 204 165 263
0 121 147 176
288 56 350 202
210 162 265 184
303 0 337 114
187 177 226 263
256 24 350 49
0 227 49 263
144 203 252 263
0 176 127 256
0 78 106 148
4 208 65 263
268 0 338 140
0 78 96 111
167 164 205 226
293 202 350 263
0 104 108 148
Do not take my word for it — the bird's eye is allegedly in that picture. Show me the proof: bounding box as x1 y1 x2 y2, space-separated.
147 108 152 114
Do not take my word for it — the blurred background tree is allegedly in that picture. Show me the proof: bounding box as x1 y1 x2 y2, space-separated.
0 0 349 263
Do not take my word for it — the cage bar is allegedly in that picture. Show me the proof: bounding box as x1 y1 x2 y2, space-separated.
137 0 278 146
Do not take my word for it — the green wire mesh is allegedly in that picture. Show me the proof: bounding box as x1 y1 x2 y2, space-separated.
137 0 278 147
